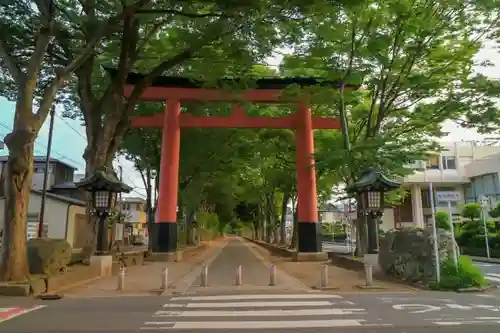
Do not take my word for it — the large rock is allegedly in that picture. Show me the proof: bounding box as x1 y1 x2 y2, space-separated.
28 238 72 276
378 227 457 283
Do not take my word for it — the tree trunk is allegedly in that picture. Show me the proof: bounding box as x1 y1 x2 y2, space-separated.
0 130 35 281
280 191 290 246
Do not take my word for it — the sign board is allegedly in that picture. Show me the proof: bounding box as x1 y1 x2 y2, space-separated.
436 191 461 202
478 195 489 207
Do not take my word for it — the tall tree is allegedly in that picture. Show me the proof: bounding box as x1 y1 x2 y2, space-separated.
0 0 147 281
282 0 498 254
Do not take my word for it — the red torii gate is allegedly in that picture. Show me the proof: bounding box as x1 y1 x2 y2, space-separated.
115 70 358 254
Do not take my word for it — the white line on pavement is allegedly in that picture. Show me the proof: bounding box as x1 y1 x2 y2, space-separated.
170 294 342 301
163 301 333 308
0 305 47 324
486 273 500 282
142 319 366 329
154 308 366 317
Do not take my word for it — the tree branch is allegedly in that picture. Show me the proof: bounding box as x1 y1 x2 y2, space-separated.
0 40 24 84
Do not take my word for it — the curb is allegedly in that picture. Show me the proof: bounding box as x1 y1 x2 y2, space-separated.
355 284 387 290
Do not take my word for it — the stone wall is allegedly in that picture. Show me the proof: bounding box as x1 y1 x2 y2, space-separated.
378 227 457 283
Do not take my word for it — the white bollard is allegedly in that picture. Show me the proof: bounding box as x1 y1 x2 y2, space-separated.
201 264 208 287
269 264 276 286
320 263 328 288
161 267 169 291
235 265 242 286
364 263 373 287
117 267 125 291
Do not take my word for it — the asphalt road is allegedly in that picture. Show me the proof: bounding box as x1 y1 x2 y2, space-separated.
474 261 500 284
1 290 500 332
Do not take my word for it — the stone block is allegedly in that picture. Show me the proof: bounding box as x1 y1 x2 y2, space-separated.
29 277 47 295
28 238 72 276
378 227 458 284
90 255 113 277
0 283 30 296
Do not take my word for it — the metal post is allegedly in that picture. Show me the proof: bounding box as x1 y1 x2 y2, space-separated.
269 264 276 286
364 263 373 286
447 201 458 266
481 207 491 259
201 264 208 287
235 265 242 286
38 105 55 238
320 263 328 288
429 182 440 283
161 267 168 290
117 267 125 291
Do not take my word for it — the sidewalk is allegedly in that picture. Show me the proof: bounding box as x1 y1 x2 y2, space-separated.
186 237 310 292
249 241 414 292
61 239 225 297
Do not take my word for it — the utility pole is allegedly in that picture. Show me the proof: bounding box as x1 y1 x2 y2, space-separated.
38 105 55 238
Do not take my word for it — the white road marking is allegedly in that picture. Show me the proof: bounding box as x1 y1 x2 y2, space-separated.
154 308 366 317
0 305 47 323
163 301 333 308
486 273 500 282
142 319 366 329
392 304 441 313
170 294 342 301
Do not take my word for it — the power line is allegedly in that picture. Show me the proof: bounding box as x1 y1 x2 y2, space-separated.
54 112 87 141
0 122 85 170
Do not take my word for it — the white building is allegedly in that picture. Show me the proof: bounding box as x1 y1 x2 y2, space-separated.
383 141 500 229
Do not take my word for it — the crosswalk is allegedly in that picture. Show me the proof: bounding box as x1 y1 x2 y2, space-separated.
485 273 500 283
140 293 388 331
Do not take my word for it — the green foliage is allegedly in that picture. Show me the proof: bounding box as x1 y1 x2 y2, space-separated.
461 203 482 221
435 212 451 231
432 256 488 290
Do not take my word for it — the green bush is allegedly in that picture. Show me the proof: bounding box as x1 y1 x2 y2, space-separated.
435 212 450 231
432 256 488 290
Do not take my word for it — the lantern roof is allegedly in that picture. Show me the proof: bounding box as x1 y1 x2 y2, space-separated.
75 167 133 193
346 168 401 194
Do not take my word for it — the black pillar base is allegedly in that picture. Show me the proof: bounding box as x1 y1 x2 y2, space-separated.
297 221 322 252
151 222 178 253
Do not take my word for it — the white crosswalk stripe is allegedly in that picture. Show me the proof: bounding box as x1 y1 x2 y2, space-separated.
140 293 389 330
485 273 500 283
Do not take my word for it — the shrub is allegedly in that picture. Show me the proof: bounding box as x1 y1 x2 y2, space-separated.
435 212 450 231
433 256 488 290
461 203 481 221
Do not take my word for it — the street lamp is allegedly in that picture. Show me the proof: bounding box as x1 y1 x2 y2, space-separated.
346 168 401 254
75 167 132 255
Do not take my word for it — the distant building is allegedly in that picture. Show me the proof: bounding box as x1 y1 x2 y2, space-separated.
119 197 147 236
382 141 500 229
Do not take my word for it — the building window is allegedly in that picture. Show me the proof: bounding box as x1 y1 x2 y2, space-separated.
34 165 54 173
441 156 456 170
123 203 130 210
426 156 440 169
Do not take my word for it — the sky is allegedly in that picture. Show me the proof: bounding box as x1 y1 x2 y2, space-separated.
1 44 498 199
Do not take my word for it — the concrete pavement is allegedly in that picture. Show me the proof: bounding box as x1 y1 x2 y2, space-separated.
186 237 310 293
